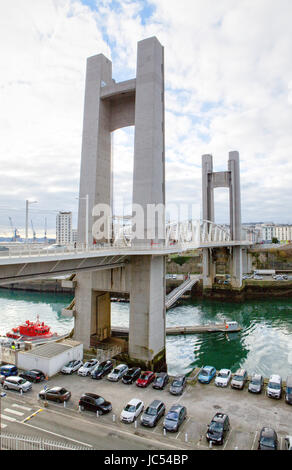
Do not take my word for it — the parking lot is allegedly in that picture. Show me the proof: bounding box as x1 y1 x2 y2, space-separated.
3 368 291 450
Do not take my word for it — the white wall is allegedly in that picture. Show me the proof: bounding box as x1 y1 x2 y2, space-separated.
17 343 83 377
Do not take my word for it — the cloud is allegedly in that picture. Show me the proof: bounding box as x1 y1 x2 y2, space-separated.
0 0 291 239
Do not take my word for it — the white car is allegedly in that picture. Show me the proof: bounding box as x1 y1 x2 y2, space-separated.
215 369 232 387
107 364 128 382
61 359 83 375
78 359 99 377
120 398 144 423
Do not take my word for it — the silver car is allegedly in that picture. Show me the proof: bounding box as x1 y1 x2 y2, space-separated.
61 359 83 375
107 364 128 382
3 376 32 393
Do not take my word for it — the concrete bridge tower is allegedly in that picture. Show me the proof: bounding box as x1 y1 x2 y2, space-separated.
202 152 242 289
74 37 166 370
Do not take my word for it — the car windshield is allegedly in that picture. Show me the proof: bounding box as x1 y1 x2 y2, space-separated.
124 404 135 413
234 375 243 381
166 412 178 422
218 372 229 378
200 370 209 376
155 376 163 384
112 368 120 374
140 374 149 380
95 397 105 405
251 378 261 385
145 407 157 416
96 365 104 371
19 379 26 385
260 437 275 448
66 361 74 367
83 362 91 368
269 382 280 390
59 388 67 394
172 379 183 387
209 422 223 432
287 387 292 394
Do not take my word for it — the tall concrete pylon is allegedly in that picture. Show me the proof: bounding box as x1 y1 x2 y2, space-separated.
202 151 242 288
75 37 166 370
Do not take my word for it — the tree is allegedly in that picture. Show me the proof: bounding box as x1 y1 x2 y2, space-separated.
272 237 279 244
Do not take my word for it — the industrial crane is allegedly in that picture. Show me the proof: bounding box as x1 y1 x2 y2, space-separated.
8 217 20 242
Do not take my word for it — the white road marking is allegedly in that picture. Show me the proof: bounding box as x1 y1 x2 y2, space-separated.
223 430 232 450
41 408 191 450
22 421 93 447
0 414 16 422
4 408 24 416
12 404 32 411
251 431 258 450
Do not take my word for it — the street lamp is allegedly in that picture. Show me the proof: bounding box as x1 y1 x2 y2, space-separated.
76 194 89 249
25 200 38 243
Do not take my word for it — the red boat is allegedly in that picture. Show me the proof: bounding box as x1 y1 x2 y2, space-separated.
6 316 58 342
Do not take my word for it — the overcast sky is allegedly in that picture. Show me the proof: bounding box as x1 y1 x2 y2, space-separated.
0 0 292 238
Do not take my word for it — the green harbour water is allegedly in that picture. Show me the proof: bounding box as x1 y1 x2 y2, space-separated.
0 288 292 377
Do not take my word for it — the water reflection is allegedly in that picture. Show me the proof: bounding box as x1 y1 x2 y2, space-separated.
1 289 292 377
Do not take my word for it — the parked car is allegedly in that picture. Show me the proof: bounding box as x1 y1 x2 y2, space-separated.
206 413 230 445
107 364 128 382
152 372 169 390
284 436 292 450
61 360 83 375
0 365 18 377
91 360 113 379
77 360 99 377
163 404 187 432
120 398 144 423
169 375 187 395
258 427 278 450
248 373 264 394
140 399 165 428
266 374 282 399
285 375 292 404
231 368 248 390
215 369 231 387
79 393 112 415
3 376 32 393
122 367 141 384
19 369 46 383
136 371 155 388
38 386 71 402
198 366 216 384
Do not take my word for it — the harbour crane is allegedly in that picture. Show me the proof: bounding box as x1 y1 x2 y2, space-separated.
8 217 20 242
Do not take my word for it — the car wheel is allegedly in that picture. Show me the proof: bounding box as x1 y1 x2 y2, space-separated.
80 405 84 411
3 385 8 390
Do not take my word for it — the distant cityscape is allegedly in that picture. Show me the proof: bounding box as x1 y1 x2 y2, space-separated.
0 213 291 245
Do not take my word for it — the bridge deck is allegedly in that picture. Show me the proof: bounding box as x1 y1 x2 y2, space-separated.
112 323 241 337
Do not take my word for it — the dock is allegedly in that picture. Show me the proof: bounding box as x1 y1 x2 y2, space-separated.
111 322 241 337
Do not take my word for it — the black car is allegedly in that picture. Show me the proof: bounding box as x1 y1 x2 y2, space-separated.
206 413 230 445
140 400 165 427
91 360 113 380
19 369 46 383
163 404 187 432
152 372 169 390
122 367 141 384
79 393 112 415
258 427 278 450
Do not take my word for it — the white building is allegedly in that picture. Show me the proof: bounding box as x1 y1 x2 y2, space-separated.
56 211 72 245
259 224 292 242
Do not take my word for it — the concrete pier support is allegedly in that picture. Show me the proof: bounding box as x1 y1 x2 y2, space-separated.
129 256 166 370
74 272 111 348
